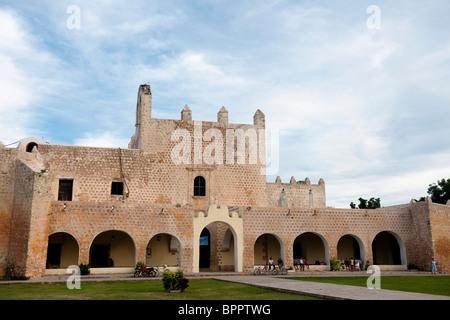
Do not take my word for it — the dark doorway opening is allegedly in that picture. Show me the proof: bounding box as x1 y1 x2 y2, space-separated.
372 232 402 265
90 245 110 268
46 243 62 268
199 228 211 269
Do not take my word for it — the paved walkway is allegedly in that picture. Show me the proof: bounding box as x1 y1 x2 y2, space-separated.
213 275 450 300
2 271 449 300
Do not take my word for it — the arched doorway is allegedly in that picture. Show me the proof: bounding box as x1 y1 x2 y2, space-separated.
254 233 284 266
293 232 329 266
337 234 365 261
372 231 406 265
192 205 243 272
199 222 237 271
46 232 79 269
146 233 181 268
89 230 135 268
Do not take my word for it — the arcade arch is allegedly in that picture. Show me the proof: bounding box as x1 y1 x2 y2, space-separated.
46 232 79 269
254 233 285 266
89 230 135 268
293 232 329 266
372 231 406 265
337 234 365 262
146 233 181 268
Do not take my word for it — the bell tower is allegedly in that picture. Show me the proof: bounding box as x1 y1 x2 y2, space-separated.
129 84 152 149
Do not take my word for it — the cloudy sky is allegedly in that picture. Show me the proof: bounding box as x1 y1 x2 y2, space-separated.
1 0 449 208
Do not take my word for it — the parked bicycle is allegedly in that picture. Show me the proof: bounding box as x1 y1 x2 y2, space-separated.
253 265 272 275
254 264 287 275
272 265 288 275
155 264 170 276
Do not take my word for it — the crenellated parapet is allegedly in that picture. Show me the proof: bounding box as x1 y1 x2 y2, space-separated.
266 176 326 208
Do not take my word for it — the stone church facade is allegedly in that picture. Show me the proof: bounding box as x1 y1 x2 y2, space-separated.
0 84 449 278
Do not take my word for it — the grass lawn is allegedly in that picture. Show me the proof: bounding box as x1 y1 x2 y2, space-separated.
286 276 450 297
0 279 320 300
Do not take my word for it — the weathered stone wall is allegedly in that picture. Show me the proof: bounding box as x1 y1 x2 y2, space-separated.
126 84 322 208
265 177 326 208
5 145 53 278
241 204 422 272
47 202 195 272
429 203 450 273
0 147 17 277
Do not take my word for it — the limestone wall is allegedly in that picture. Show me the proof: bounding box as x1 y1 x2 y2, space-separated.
429 203 450 273
0 147 17 276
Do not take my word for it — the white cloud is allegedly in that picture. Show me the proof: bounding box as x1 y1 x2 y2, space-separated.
0 9 38 143
1 1 449 209
74 131 130 148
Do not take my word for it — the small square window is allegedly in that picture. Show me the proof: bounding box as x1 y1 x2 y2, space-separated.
111 182 124 196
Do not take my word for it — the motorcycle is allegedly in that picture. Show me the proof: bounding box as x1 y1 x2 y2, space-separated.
134 266 158 277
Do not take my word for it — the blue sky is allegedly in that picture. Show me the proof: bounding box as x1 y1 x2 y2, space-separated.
1 0 449 208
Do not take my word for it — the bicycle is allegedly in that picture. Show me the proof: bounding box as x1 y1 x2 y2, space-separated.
155 264 170 277
253 266 262 275
272 265 288 275
254 265 271 275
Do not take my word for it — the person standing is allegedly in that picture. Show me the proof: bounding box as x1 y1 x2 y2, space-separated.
431 257 437 275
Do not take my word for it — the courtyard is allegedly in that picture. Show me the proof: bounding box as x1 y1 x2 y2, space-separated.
1 271 449 300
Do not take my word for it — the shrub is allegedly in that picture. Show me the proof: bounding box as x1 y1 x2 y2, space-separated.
174 269 189 291
330 258 341 271
162 270 175 291
162 269 189 292
135 261 146 272
79 263 90 275
408 263 420 270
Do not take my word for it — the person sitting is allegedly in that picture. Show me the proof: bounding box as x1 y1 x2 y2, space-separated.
268 257 275 270
299 257 305 271
294 259 299 271
277 258 283 267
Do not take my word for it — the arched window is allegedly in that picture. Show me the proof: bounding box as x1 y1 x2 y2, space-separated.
26 142 38 153
194 176 206 197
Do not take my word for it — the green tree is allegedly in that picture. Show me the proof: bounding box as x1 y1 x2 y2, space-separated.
350 197 381 209
427 179 450 204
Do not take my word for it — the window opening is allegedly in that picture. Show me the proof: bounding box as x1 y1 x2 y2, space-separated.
26 142 38 153
58 179 73 201
111 181 124 196
194 176 206 197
